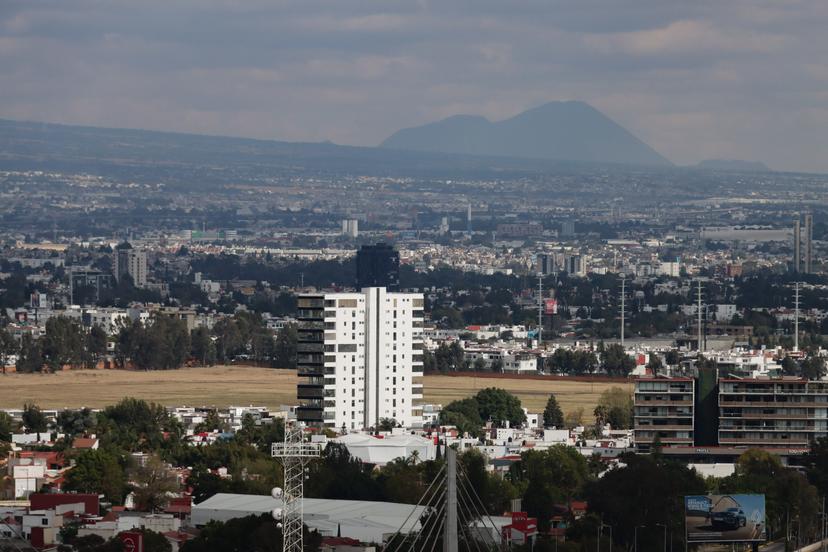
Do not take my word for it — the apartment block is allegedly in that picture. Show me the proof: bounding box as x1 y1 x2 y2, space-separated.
634 377 695 452
114 244 148 288
718 377 828 448
296 287 424 431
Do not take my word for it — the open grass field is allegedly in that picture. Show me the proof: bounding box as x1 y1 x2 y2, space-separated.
0 366 631 418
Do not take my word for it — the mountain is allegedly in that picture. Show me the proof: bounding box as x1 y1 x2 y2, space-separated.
380 101 672 167
696 159 770 172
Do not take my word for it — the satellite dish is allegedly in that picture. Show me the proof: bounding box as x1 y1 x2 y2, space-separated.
271 487 283 499
272 508 283 521
276 523 283 529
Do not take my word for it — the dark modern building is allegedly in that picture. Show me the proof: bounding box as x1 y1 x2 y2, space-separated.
634 372 828 461
69 270 113 305
355 243 400 291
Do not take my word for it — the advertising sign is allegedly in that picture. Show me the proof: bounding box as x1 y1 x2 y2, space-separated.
118 531 144 552
685 495 766 543
544 299 558 315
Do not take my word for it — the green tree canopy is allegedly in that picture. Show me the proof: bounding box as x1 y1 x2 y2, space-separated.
542 394 565 428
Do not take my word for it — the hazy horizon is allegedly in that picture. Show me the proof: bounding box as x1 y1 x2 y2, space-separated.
3 1 828 172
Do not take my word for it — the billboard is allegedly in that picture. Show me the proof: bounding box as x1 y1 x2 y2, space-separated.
544 299 558 315
685 495 766 543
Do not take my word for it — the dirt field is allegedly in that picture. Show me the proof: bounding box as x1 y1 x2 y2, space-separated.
0 367 631 417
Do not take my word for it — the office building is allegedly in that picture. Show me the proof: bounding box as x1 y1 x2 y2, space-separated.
295 287 424 431
113 243 148 288
560 221 575 237
634 377 695 452
805 213 814 274
355 243 400 291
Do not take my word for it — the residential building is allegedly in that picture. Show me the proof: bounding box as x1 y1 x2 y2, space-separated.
355 243 400 291
69 270 113 305
634 377 695 452
114 243 148 288
718 377 828 448
296 287 424 430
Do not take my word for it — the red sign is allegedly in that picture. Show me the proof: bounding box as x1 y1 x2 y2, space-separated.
119 532 144 552
544 299 558 315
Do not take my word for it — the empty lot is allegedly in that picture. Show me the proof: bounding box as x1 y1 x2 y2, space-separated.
0 367 631 418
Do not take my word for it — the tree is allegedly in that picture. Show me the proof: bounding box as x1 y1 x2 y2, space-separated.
664 349 681 366
273 324 297 368
22 402 48 434
42 316 86 371
646 354 663 375
17 332 44 373
190 326 216 366
474 387 526 427
564 408 584 428
594 387 634 429
86 325 108 367
131 455 178 512
0 411 14 441
542 394 564 428
585 454 706 551
378 418 397 432
0 326 17 374
64 449 127 504
513 445 590 531
601 344 635 376
57 408 96 437
804 437 828 498
801 356 826 380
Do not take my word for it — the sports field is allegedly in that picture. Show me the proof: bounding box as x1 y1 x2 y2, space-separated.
0 366 630 418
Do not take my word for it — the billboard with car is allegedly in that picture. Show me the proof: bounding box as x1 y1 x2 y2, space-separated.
685 495 766 543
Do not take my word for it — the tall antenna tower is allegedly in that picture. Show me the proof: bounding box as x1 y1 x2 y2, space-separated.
794 282 801 352
272 423 320 552
620 274 626 348
537 273 543 347
696 280 704 354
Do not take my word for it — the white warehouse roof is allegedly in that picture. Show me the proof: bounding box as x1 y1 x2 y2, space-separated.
333 433 436 465
191 493 427 543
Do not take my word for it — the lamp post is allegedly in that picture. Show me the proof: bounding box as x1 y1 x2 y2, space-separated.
636 524 667 552
601 524 613 552
654 523 668 552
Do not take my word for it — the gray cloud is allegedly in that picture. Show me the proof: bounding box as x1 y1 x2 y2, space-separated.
1 0 827 171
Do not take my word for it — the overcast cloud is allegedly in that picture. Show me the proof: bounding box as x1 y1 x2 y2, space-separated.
2 1 827 172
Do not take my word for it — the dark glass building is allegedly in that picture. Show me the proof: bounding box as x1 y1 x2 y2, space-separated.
356 243 400 291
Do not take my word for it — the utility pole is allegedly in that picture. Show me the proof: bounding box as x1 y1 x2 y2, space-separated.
794 282 801 352
444 447 458 552
696 281 704 355
537 273 543 347
620 275 626 348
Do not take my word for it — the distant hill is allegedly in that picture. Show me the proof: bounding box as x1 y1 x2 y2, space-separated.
0 118 671 190
696 159 770 172
380 101 672 167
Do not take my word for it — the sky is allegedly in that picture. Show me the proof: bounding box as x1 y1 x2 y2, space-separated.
2 1 828 172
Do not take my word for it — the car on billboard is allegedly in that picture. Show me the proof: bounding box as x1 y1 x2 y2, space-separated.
685 495 766 544
711 507 747 530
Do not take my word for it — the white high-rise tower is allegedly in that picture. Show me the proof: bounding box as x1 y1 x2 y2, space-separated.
296 287 424 430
